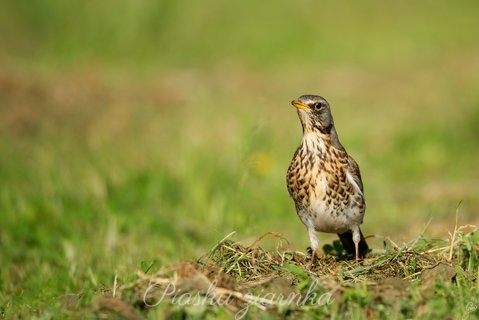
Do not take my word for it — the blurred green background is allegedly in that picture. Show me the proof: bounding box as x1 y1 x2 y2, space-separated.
1 0 479 316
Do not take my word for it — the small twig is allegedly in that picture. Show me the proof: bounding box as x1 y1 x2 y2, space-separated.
457 224 477 231
247 231 288 250
113 273 118 297
403 271 422 280
397 261 408 276
423 246 450 254
448 201 462 262
386 236 400 250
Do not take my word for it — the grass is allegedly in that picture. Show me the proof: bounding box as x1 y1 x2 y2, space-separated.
93 227 479 319
1 1 479 319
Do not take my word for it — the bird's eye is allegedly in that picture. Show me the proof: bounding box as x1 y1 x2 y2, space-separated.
313 103 322 111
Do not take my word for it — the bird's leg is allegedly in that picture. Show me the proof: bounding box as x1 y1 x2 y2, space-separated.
307 248 317 269
354 242 359 262
352 225 361 262
306 227 319 269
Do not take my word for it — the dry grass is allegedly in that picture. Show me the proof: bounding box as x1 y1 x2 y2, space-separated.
92 225 478 319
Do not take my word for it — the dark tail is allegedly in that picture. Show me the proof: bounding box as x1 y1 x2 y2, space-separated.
337 229 369 258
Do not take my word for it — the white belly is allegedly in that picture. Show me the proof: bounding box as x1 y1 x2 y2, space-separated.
308 199 352 233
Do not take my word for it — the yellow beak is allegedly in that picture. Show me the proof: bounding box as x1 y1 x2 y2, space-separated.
291 100 310 110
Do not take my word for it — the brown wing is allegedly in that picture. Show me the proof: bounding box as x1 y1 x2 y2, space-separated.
347 154 364 193
286 149 300 198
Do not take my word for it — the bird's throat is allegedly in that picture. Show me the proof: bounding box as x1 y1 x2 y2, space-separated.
302 132 328 154
301 126 344 152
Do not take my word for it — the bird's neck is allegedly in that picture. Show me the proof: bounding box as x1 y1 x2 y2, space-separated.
301 126 344 152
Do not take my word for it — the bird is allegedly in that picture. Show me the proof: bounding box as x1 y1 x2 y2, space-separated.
286 94 368 265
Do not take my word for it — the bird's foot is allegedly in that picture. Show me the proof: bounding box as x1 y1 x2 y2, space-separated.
306 249 317 270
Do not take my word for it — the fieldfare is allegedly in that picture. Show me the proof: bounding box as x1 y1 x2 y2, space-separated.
286 95 368 265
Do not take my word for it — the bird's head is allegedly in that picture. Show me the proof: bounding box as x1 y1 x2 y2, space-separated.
291 95 334 133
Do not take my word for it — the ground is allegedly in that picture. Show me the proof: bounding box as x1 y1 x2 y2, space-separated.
93 228 479 319
1 1 479 319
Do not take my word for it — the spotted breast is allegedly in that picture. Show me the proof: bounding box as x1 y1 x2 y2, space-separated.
287 132 366 235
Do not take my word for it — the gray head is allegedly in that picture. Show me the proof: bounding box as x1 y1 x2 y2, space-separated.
291 95 334 134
